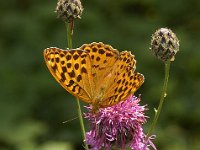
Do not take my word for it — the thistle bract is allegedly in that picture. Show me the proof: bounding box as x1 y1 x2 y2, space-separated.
150 28 179 62
56 0 83 22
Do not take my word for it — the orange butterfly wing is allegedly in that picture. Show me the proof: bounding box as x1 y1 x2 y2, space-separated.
44 47 93 103
44 42 144 111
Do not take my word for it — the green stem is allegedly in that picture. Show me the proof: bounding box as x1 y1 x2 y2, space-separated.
66 22 73 49
76 98 88 149
146 60 171 139
65 21 88 150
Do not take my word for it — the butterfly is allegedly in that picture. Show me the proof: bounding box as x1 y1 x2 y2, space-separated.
44 42 144 112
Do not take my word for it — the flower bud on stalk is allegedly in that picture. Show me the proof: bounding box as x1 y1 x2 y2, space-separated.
56 0 83 23
150 28 179 62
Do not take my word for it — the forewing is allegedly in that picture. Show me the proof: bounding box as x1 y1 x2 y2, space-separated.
44 47 93 103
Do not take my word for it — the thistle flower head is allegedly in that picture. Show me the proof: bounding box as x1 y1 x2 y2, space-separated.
84 96 156 150
56 0 83 22
150 28 179 62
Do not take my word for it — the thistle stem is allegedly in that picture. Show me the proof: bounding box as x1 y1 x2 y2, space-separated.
66 21 73 48
65 21 88 150
146 60 171 139
76 97 88 150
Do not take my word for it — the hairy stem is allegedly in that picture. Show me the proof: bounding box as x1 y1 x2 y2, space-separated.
146 60 171 139
65 21 88 150
66 21 73 49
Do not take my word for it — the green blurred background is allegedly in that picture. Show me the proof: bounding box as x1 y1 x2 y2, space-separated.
0 0 200 150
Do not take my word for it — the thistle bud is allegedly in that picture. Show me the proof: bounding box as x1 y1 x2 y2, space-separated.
56 0 83 23
150 28 179 62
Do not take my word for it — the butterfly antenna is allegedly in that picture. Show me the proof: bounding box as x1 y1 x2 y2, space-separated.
62 116 79 124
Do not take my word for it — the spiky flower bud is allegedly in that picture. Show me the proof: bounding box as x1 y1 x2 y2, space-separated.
150 28 179 62
56 0 83 23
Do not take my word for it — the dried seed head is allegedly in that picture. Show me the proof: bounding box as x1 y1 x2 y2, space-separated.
56 0 83 22
150 28 179 62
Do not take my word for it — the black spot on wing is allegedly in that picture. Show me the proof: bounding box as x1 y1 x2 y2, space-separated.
55 57 59 63
69 70 75 78
73 54 79 60
92 47 98 52
66 55 72 61
81 67 87 73
77 75 82 82
96 57 100 61
98 48 105 54
81 59 86 64
67 63 72 68
67 80 74 87
74 63 79 70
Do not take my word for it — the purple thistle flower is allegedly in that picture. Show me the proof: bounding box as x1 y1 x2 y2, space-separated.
84 95 156 150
